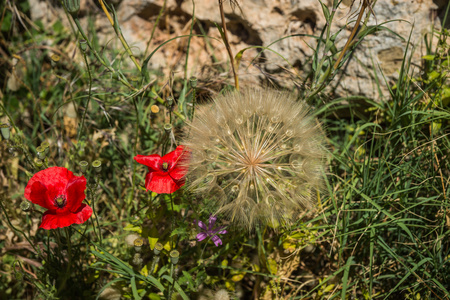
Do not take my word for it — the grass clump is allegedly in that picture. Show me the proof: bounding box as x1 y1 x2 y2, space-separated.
0 0 449 299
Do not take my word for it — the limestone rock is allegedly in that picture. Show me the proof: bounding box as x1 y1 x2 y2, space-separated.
28 0 446 99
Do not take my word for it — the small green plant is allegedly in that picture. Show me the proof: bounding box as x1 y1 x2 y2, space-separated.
1 0 449 299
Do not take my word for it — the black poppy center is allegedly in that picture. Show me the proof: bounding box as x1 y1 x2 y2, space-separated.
54 195 67 209
161 161 170 172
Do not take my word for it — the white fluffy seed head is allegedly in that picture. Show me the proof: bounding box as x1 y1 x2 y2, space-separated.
182 88 326 230
214 289 231 300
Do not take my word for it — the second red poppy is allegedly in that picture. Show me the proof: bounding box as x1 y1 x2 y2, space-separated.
134 145 187 194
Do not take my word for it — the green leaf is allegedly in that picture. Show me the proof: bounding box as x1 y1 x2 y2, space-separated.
422 55 435 61
318 0 330 21
428 70 440 81
123 223 142 234
161 275 189 300
130 276 141 300
341 256 354 298
148 237 159 250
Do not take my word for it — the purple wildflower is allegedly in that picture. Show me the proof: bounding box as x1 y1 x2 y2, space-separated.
196 215 227 246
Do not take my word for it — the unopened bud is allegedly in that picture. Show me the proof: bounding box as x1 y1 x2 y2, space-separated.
170 250 180 265
166 97 173 107
134 238 144 253
36 146 46 159
20 201 31 212
92 160 102 173
40 141 49 149
63 0 80 17
151 105 160 114
41 141 50 155
132 253 143 267
35 159 43 168
0 123 11 140
50 54 60 62
190 77 198 88
79 161 88 173
153 243 163 255
164 123 172 132
79 39 87 52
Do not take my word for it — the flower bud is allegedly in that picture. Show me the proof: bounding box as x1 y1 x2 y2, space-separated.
41 141 50 155
166 97 173 107
151 105 160 114
40 141 49 149
134 238 144 253
164 123 172 132
0 123 11 140
79 161 89 173
190 77 198 88
92 160 102 173
20 201 31 212
63 0 80 17
36 146 46 160
169 250 180 265
50 54 60 62
35 159 44 168
79 39 87 53
153 242 163 255
132 253 143 267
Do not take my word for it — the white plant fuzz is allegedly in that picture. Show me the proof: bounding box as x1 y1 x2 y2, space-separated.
214 289 231 300
183 88 326 230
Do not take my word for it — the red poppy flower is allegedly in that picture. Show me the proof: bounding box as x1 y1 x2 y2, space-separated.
24 166 92 230
134 145 187 194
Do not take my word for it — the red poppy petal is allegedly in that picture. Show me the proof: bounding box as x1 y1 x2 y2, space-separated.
25 181 53 210
24 167 73 209
66 176 87 212
144 172 154 189
40 204 93 230
146 172 181 194
162 145 185 167
169 165 187 181
134 154 162 171
27 167 73 189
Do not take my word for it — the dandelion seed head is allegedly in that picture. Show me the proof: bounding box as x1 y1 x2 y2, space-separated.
183 88 326 230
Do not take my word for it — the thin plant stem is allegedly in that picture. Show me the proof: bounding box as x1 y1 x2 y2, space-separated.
144 0 167 58
97 0 142 72
64 227 73 282
0 199 42 258
191 86 196 120
170 193 175 249
93 180 103 246
332 0 368 71
218 0 239 90
76 48 93 143
88 182 102 245
72 18 136 91
131 96 140 207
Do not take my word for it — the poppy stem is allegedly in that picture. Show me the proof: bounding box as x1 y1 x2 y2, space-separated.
0 199 42 258
170 193 175 249
91 182 103 246
65 227 73 274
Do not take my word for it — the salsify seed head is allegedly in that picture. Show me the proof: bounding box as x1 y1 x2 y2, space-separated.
182 88 327 230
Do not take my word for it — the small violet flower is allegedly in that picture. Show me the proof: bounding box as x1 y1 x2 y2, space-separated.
196 215 227 247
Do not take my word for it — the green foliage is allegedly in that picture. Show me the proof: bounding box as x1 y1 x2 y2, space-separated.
1 0 449 299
